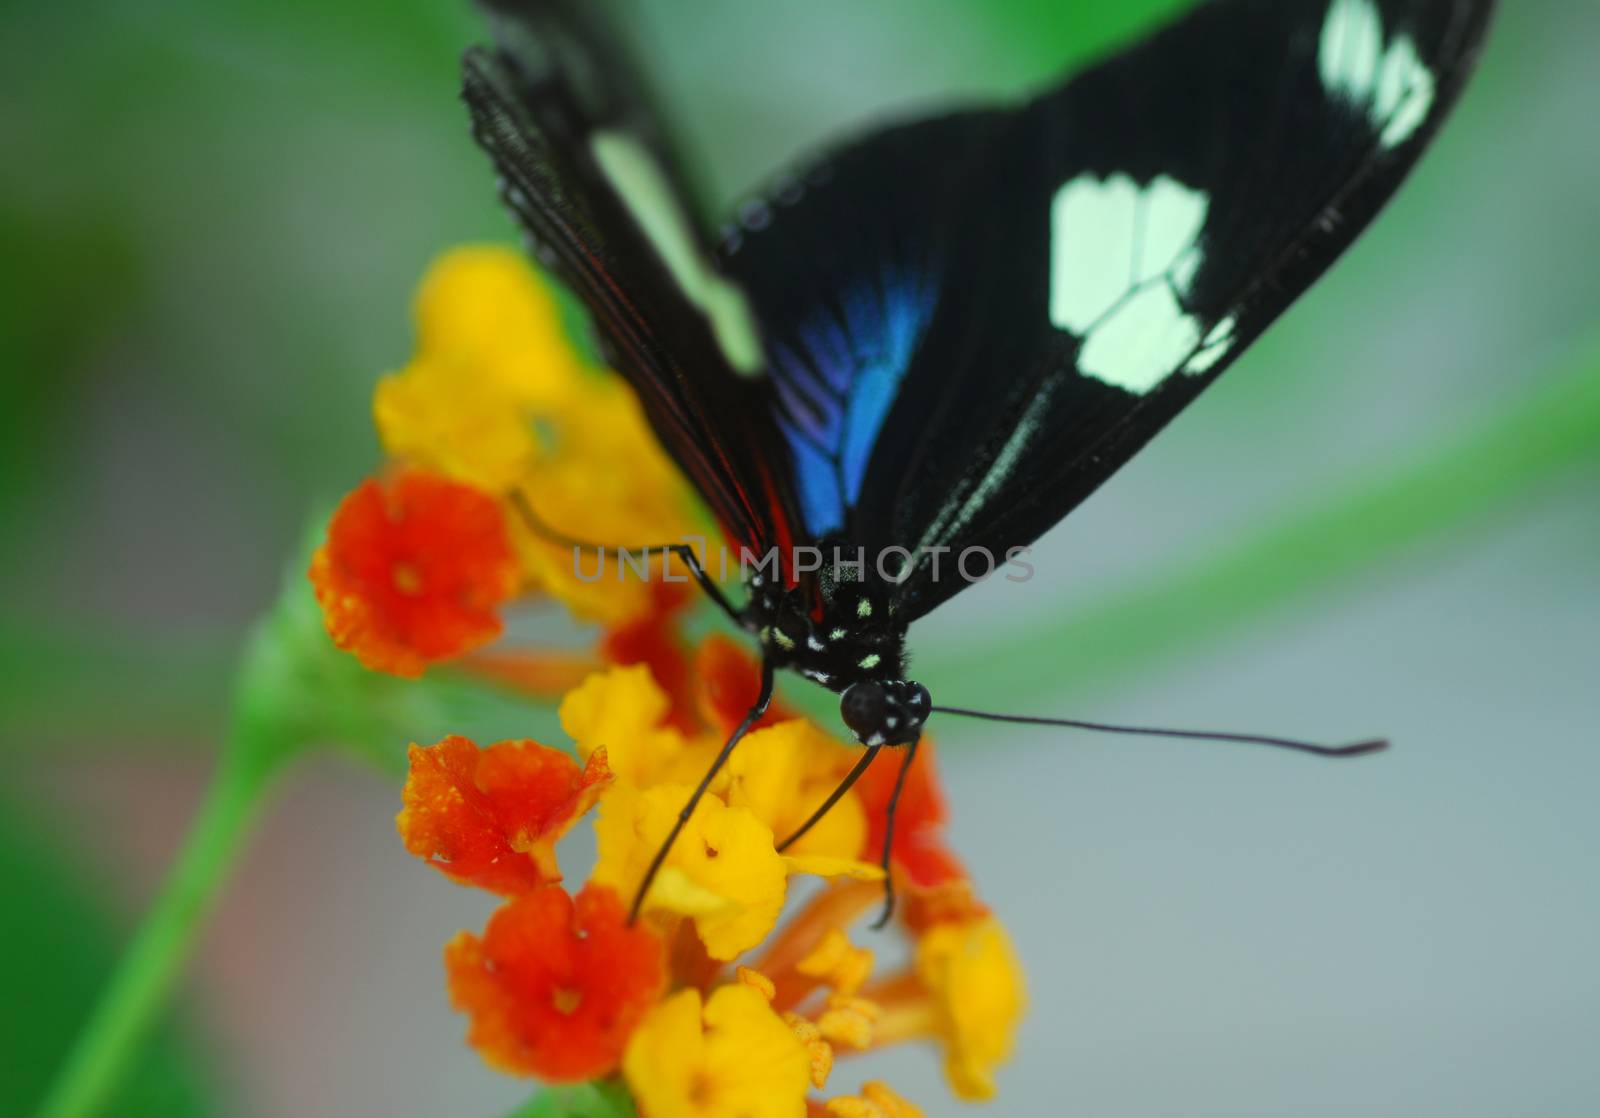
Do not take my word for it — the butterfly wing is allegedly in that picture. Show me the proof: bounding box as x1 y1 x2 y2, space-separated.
462 0 801 554
719 0 1496 617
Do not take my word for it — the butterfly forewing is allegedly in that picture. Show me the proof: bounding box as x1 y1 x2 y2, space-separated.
464 0 1494 620
462 0 799 554
718 0 1494 617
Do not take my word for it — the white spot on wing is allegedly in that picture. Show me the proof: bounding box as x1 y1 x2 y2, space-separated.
1202 314 1237 348
1375 36 1435 148
1139 178 1209 285
591 132 764 374
1170 246 1202 297
1049 175 1140 333
1050 173 1210 395
1318 0 1436 150
1319 0 1383 99
1079 285 1202 395
1183 314 1238 376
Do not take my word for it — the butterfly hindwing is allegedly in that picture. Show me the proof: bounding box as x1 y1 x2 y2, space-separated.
719 0 1495 616
715 110 1001 551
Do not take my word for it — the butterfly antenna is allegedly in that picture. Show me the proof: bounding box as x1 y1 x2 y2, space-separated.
507 488 609 553
929 706 1387 758
506 488 744 624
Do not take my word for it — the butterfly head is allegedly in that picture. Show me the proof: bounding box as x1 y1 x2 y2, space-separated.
749 575 924 744
840 678 930 747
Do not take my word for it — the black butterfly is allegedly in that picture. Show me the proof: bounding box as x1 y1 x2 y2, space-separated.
463 0 1495 921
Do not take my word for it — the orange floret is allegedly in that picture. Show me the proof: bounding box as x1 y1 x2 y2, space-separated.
399 735 611 894
600 581 699 733
446 884 665 1082
309 470 520 677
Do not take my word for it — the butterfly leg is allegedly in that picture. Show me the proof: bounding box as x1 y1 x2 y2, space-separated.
775 745 883 852
661 541 742 625
508 488 745 626
868 735 921 930
628 657 775 924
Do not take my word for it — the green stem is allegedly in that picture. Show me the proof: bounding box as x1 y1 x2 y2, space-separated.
32 634 297 1118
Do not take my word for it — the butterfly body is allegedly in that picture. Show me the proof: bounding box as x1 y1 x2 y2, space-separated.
739 566 925 746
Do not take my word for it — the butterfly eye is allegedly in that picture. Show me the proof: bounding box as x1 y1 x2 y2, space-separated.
906 682 931 713
839 681 888 742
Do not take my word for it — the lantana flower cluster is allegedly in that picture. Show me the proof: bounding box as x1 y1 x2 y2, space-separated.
309 247 1026 1114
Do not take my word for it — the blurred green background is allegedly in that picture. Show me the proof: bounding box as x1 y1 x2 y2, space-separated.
3 1 1597 1116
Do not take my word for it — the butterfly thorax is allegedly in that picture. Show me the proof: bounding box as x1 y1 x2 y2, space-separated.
743 570 928 747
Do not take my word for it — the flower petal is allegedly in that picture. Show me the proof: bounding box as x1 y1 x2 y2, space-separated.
446 884 664 1082
600 581 699 732
593 783 787 960
781 855 885 882
412 245 584 408
374 356 540 491
559 664 723 790
509 379 703 625
726 719 868 862
310 470 520 677
695 634 798 736
624 985 811 1118
855 738 981 926
398 734 610 894
915 916 1028 1101
375 245 706 626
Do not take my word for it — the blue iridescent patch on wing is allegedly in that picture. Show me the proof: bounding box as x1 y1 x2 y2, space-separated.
775 411 845 538
768 274 935 537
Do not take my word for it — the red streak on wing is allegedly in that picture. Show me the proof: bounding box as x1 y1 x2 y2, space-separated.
756 459 799 589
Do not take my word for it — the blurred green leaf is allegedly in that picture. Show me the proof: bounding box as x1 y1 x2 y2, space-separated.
987 0 1198 73
0 801 219 1117
0 211 140 574
0 625 232 753
502 1081 636 1118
